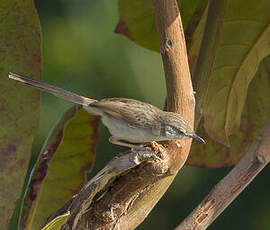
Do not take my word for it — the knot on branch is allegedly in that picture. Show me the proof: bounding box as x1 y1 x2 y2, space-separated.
160 39 173 54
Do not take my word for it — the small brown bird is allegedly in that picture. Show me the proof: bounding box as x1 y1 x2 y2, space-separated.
9 72 205 149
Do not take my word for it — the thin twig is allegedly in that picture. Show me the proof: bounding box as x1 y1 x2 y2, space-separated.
176 121 270 230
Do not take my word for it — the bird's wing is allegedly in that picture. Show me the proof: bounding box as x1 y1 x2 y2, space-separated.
89 98 157 129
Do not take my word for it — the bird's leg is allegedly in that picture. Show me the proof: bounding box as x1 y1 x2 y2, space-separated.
108 137 163 161
109 136 146 150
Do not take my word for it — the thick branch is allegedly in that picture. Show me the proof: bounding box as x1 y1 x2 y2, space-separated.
154 0 195 117
176 121 270 230
45 1 195 229
152 0 195 174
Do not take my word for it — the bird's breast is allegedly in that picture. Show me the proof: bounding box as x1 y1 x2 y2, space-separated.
101 116 159 143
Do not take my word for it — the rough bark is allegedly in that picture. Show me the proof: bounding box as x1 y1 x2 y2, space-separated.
43 0 195 229
176 121 270 230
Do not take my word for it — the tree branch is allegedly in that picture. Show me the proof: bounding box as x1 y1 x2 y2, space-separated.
154 0 195 117
176 121 270 230
152 0 195 173
44 0 195 229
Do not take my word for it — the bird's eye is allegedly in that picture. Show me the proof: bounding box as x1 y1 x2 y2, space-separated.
164 125 179 138
165 125 176 133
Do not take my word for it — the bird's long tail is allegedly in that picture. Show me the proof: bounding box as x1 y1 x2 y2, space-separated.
8 72 96 106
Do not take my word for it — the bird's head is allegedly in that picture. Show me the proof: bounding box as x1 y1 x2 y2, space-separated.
162 112 205 143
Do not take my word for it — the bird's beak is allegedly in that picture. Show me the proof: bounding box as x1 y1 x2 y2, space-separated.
191 134 206 144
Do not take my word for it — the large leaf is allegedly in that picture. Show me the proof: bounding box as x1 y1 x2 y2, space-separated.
20 105 99 229
187 55 270 167
0 0 41 228
187 4 208 73
202 0 270 144
115 0 208 51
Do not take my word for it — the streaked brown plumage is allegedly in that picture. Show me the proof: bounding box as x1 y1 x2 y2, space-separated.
9 72 205 148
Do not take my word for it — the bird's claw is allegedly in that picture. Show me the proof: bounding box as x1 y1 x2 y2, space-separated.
135 150 162 162
130 141 165 163
148 141 165 155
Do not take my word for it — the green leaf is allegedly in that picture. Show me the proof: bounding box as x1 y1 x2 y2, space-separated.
202 0 270 144
0 0 42 228
20 105 99 229
188 55 270 167
41 212 70 230
187 4 208 72
116 0 208 51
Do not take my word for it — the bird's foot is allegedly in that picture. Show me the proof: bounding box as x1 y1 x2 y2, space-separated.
130 142 164 162
135 150 162 162
148 141 165 155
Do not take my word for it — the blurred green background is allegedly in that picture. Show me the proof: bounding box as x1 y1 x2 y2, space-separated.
32 0 270 229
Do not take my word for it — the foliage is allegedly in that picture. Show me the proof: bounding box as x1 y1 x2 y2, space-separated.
20 105 99 229
116 0 208 51
0 0 41 228
0 0 269 229
117 0 270 167
41 212 70 230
